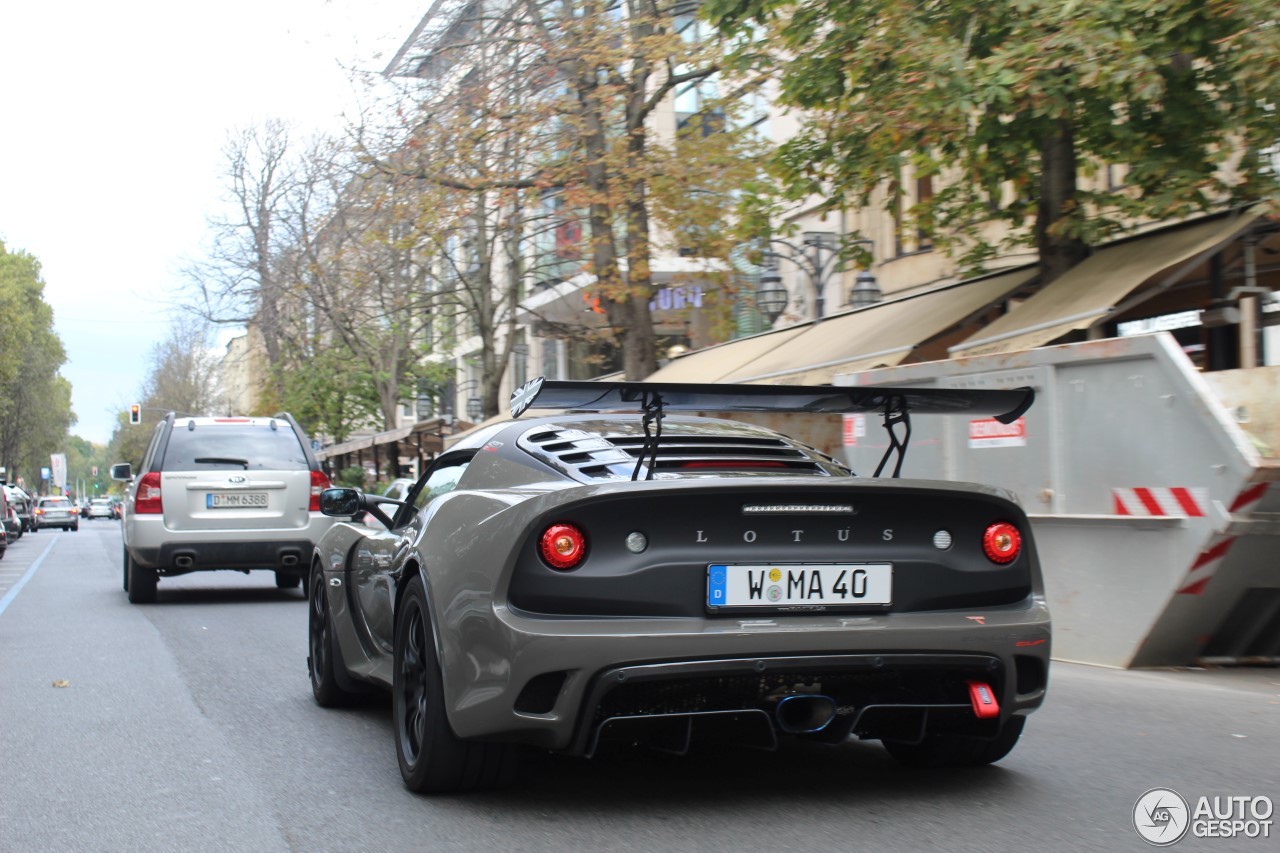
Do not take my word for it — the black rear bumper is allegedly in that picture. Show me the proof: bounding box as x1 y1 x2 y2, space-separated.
564 652 1046 756
130 539 313 573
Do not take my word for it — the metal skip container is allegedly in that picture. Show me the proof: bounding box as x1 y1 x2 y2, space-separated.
834 332 1280 668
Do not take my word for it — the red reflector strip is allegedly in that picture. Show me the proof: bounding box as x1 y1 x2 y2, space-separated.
966 680 1000 719
212 418 252 423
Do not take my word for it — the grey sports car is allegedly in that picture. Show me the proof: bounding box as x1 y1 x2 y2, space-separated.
309 379 1050 793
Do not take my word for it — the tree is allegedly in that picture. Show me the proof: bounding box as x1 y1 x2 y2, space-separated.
0 241 75 487
375 0 760 383
707 0 1280 281
285 138 450 433
107 316 223 468
190 120 297 401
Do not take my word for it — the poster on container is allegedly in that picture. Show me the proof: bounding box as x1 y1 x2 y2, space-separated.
50 453 67 490
968 417 1027 449
842 414 866 446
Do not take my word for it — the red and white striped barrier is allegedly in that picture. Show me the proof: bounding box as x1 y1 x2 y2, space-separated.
1176 482 1270 595
1112 487 1208 517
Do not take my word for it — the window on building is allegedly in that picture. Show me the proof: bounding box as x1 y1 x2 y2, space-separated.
916 174 934 251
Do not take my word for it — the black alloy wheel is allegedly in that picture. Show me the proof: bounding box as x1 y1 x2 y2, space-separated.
393 575 517 794
308 561 356 707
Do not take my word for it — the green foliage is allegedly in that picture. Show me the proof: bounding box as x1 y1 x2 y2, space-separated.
277 346 382 444
707 0 1280 271
334 466 367 488
0 241 75 487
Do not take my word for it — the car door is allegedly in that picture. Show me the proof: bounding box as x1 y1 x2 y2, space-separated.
351 454 473 656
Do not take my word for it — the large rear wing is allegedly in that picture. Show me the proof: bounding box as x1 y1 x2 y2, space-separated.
510 378 1035 480
511 378 1033 423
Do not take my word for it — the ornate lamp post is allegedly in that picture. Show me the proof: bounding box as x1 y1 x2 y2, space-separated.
758 233 879 323
755 267 790 325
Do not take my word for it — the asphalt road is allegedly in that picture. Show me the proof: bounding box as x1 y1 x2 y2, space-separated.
0 522 1276 852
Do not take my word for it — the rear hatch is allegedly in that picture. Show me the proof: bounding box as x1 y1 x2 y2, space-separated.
158 420 313 532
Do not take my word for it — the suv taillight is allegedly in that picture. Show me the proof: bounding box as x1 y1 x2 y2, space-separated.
134 472 163 514
310 470 330 512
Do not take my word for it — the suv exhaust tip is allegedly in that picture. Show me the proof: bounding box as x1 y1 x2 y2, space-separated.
173 554 195 569
280 552 300 568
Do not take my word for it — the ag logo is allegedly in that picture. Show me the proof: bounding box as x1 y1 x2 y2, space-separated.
1133 788 1190 846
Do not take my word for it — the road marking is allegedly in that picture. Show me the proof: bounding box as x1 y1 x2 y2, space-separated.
0 536 59 620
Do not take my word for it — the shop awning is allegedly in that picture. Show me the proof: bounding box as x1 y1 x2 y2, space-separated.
718 266 1037 385
951 211 1260 358
317 417 455 461
644 323 812 382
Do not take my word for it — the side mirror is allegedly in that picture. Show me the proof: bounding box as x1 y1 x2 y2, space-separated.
110 463 133 481
319 487 362 517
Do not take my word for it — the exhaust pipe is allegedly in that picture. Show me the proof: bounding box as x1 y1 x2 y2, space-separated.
773 694 837 734
280 553 299 568
174 554 195 569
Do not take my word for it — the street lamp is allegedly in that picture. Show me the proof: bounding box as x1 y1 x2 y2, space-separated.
755 266 790 325
848 268 883 307
457 379 483 422
756 232 878 322
415 381 435 420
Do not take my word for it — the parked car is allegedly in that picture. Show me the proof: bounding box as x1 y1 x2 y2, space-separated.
5 485 36 533
307 378 1049 793
35 496 79 531
87 498 115 519
113 412 333 603
0 489 18 541
381 478 415 502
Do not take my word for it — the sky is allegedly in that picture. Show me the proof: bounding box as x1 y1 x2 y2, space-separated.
0 0 426 445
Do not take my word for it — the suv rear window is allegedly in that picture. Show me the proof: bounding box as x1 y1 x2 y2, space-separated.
162 423 309 471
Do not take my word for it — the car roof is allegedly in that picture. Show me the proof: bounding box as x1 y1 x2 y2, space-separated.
167 416 289 428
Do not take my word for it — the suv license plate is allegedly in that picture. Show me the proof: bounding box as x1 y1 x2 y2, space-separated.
707 563 892 608
207 492 268 509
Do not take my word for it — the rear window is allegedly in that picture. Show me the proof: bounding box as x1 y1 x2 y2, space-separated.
161 423 309 471
41 498 71 507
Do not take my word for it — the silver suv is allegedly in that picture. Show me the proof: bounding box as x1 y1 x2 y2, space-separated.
112 413 333 603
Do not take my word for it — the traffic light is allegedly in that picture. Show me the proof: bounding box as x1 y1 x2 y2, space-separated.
129 404 141 425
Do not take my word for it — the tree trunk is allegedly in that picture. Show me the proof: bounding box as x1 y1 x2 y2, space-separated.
1036 118 1089 286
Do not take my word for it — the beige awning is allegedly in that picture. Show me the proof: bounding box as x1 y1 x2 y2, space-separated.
718 266 1037 385
316 434 374 461
951 211 1260 358
644 323 812 383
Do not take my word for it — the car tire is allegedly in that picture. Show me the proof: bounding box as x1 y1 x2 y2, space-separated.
275 571 301 590
122 546 130 592
883 715 1026 768
126 551 158 604
71 523 79 532
308 561 359 708
393 575 519 794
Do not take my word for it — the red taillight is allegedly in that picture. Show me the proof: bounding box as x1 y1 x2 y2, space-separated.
134 472 163 514
982 522 1022 564
310 470 330 512
539 522 587 570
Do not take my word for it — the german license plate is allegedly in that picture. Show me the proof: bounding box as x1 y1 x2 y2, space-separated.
206 492 268 509
707 563 892 608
